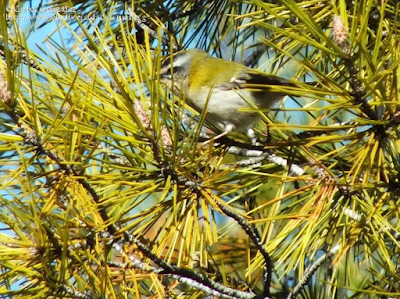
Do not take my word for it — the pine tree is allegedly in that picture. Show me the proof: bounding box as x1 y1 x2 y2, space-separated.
0 0 399 298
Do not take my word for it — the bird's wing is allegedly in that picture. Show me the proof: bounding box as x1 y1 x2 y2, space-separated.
217 70 294 91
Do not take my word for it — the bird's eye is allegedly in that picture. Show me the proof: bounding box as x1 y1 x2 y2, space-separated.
172 66 183 74
160 66 184 79
162 69 171 78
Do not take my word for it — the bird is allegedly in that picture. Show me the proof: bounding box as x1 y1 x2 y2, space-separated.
159 49 296 144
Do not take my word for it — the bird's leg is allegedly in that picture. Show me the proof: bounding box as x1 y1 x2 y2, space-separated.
201 123 234 146
247 127 258 145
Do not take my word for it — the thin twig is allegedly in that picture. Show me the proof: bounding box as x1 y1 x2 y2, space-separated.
243 44 266 68
212 199 273 298
60 285 94 299
130 9 178 51
121 232 257 299
227 146 305 176
287 244 341 299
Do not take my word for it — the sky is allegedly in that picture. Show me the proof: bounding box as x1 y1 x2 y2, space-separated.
7 0 70 49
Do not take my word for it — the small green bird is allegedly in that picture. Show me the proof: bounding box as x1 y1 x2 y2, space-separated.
159 49 295 143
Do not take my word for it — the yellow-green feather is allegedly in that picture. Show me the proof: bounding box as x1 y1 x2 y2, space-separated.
188 53 247 90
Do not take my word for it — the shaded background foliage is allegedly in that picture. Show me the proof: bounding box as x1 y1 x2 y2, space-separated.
0 0 400 298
